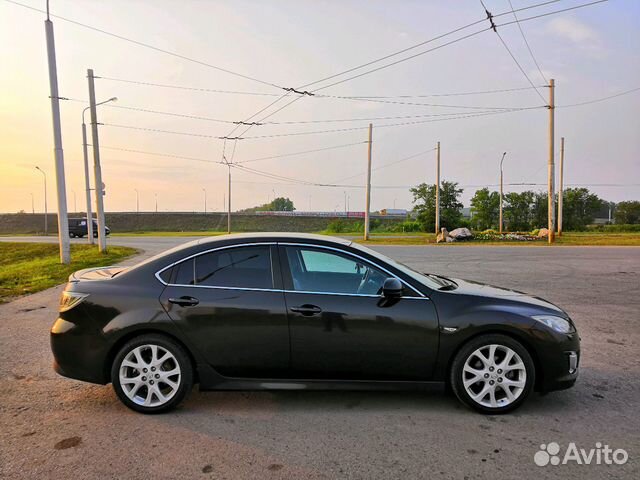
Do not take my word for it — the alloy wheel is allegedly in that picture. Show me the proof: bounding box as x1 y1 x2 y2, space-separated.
119 344 181 407
462 344 527 409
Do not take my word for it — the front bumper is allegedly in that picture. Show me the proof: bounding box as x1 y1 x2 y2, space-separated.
535 328 580 392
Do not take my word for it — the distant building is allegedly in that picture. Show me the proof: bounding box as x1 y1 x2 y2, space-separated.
379 208 408 216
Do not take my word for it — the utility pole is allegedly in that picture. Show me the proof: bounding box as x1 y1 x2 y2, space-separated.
87 69 107 252
364 123 373 240
547 79 556 244
35 166 48 236
499 152 507 234
81 116 94 243
45 4 70 263
227 165 232 234
155 193 158 213
82 98 115 243
134 189 139 214
202 188 207 214
30 193 35 214
558 137 564 236
435 141 441 234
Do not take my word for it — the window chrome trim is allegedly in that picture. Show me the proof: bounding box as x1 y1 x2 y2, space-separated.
154 242 277 286
154 240 428 299
278 242 426 298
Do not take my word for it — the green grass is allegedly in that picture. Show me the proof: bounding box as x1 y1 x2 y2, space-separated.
355 232 640 246
0 243 138 303
111 229 640 246
111 231 227 237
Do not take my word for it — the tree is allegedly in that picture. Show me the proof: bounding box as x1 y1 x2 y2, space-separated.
614 201 640 224
470 188 499 231
562 188 603 230
530 191 548 229
503 191 535 231
411 180 463 232
269 197 295 211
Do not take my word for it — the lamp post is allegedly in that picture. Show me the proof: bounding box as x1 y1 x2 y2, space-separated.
35 166 47 235
134 189 139 213
82 96 116 244
499 152 507 234
30 193 34 214
155 193 158 213
72 189 77 213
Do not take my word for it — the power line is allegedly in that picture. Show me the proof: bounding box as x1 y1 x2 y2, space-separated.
96 76 281 96
297 0 563 91
495 0 609 29
99 145 223 164
557 86 640 108
479 0 547 103
3 0 284 90
507 0 548 84
236 141 368 164
97 74 544 99
331 147 437 184
100 106 542 141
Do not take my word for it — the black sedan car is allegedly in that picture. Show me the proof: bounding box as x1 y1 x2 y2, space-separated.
51 233 579 414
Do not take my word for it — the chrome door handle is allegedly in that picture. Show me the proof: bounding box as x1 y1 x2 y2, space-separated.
290 304 322 316
168 296 199 307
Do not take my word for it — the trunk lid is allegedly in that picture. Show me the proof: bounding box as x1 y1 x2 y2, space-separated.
69 266 128 282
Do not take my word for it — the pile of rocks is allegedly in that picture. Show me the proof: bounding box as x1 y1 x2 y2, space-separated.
436 227 473 243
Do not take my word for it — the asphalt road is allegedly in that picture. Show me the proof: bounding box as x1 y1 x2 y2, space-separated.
1 237 638 479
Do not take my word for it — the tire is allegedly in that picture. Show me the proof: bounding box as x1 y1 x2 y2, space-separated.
69 233 75 238
93 232 98 238
111 334 193 414
450 334 535 414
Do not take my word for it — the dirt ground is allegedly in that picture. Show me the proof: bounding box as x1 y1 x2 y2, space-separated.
1 243 638 479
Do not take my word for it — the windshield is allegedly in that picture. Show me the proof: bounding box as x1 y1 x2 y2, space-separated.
349 243 451 290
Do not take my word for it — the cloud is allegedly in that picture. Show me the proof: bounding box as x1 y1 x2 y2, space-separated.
546 17 605 59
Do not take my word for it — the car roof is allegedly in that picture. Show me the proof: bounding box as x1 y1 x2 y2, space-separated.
196 232 352 247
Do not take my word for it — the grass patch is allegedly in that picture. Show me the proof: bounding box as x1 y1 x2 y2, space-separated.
111 231 227 237
355 232 640 246
0 243 138 303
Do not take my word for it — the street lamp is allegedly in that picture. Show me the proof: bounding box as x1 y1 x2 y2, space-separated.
72 189 77 213
499 152 507 234
82 96 117 244
30 193 34 214
155 193 158 213
134 189 139 214
35 166 47 235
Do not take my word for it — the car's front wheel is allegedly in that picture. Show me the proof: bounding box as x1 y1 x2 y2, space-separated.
111 334 193 413
450 334 535 414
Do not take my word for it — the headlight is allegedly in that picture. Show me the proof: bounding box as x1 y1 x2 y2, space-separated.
59 291 89 312
532 315 573 333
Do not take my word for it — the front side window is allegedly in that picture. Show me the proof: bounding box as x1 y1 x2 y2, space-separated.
285 247 388 295
171 246 273 289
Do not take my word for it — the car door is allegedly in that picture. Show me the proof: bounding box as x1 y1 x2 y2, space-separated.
159 244 290 378
279 244 439 381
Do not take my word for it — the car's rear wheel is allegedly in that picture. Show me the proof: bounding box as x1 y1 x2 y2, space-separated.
111 334 193 414
450 334 534 414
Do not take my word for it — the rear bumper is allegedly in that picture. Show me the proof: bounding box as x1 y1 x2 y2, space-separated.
51 316 110 384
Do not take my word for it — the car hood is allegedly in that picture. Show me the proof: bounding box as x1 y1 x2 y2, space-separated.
444 277 565 314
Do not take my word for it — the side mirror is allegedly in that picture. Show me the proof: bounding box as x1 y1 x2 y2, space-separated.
382 277 403 298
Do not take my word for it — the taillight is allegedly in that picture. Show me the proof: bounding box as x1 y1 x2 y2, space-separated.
59 291 89 312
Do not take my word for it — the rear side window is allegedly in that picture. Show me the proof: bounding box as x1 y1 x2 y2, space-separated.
170 246 273 289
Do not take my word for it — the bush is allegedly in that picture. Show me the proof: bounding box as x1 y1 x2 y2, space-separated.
326 220 362 233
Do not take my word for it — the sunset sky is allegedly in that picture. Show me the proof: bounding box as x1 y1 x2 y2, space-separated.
1 0 638 214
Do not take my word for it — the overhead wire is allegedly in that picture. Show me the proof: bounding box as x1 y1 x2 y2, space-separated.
507 0 548 84
2 0 284 90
